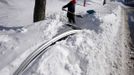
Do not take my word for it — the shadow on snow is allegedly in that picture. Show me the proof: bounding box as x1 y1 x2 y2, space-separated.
76 14 102 33
0 25 23 32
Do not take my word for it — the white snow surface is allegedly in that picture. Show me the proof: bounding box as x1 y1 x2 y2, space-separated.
0 0 34 26
0 0 130 75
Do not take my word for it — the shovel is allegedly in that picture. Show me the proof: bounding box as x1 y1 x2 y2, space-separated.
63 9 83 18
87 10 95 14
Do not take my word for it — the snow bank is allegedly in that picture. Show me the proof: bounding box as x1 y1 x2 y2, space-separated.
0 0 129 75
19 5 127 75
0 14 64 73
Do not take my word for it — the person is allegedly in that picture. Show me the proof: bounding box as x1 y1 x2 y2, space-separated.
62 0 76 24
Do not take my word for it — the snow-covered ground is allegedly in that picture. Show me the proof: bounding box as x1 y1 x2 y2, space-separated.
0 0 131 75
0 0 34 26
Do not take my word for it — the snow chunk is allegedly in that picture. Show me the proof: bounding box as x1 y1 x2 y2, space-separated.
130 16 134 22
0 35 11 42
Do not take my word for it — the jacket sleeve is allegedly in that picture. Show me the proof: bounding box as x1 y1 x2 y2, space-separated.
62 2 70 9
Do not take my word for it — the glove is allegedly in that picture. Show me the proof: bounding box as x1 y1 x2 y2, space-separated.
62 8 65 11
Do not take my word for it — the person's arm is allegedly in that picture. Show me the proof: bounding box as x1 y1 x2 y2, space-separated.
62 2 71 10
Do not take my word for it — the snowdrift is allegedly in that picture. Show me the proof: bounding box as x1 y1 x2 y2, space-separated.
0 0 130 75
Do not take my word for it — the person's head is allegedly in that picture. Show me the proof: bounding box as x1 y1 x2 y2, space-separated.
71 0 76 4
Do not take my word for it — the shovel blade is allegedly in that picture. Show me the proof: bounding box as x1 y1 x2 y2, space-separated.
87 10 95 14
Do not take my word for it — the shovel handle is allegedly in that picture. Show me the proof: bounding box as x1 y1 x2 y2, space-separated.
62 9 75 15
62 9 82 18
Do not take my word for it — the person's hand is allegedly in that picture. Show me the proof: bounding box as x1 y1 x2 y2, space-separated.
62 8 65 11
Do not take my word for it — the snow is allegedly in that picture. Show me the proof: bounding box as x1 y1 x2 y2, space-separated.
0 16 64 71
0 0 130 75
0 0 34 26
0 35 11 42
27 5 126 75
130 16 134 22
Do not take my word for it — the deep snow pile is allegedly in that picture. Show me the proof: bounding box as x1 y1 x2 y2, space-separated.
0 0 130 75
20 6 128 75
0 15 65 71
